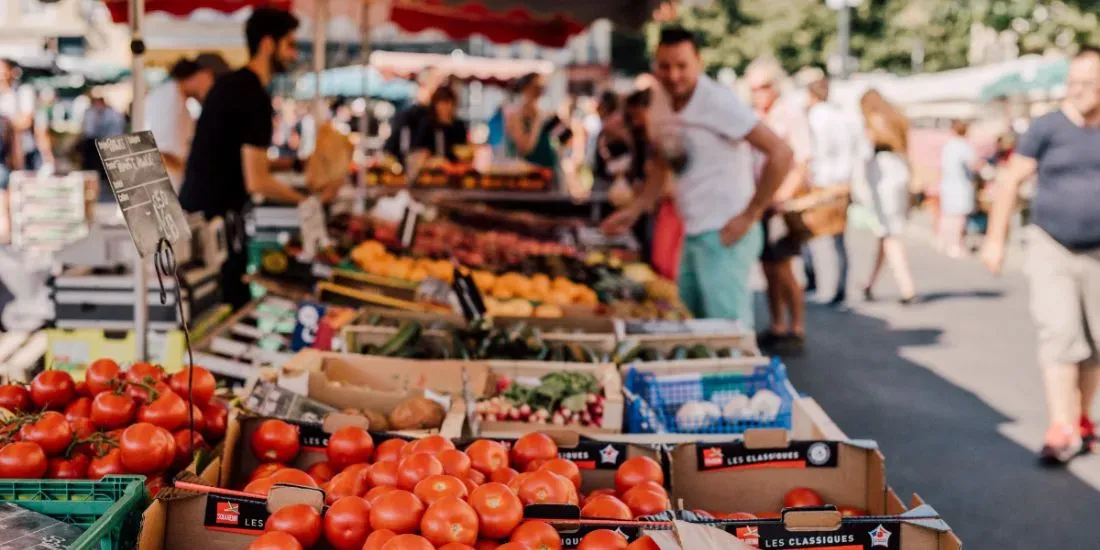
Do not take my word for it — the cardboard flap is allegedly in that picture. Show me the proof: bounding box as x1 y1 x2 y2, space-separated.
645 529 684 550
911 492 927 508
672 520 755 549
267 485 326 513
539 429 582 448
782 508 842 532
322 412 371 433
743 428 790 449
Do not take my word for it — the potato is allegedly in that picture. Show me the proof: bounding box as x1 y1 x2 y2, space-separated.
388 397 446 430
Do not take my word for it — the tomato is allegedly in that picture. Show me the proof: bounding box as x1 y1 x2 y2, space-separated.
837 505 866 517
87 448 126 479
468 482 523 540
489 467 519 485
29 370 76 410
783 487 825 509
68 417 97 456
406 434 455 456
173 429 209 469
85 359 122 395
379 534 434 550
365 486 397 504
438 448 472 478
369 489 425 534
251 419 300 463
465 439 509 476
199 402 228 442
414 474 468 505
622 484 669 518
510 433 557 471
63 397 92 420
368 461 399 487
493 544 526 550
20 411 73 456
126 362 166 385
0 384 31 412
538 459 581 490
578 529 628 550
421 496 479 546
248 531 303 550
137 390 189 432
326 426 374 471
322 496 372 550
362 530 397 550
167 366 216 406
119 423 177 475
625 535 660 550
524 459 549 473
305 461 335 484
518 471 573 506
438 544 476 550
46 454 90 479
581 494 632 520
587 488 617 499
475 541 504 550
0 442 47 478
249 462 286 482
244 468 319 496
324 470 368 505
373 438 407 463
90 392 137 430
756 511 781 519
126 380 171 406
265 504 322 548
466 468 486 485
507 472 531 495
397 453 444 491
613 456 663 496
510 521 562 550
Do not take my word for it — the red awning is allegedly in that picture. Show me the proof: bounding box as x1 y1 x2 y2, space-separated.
388 1 585 48
370 50 553 86
104 0 291 22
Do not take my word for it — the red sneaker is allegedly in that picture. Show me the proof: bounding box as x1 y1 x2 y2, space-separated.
1081 416 1096 450
1039 424 1084 466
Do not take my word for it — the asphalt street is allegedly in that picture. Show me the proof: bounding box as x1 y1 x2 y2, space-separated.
767 225 1100 549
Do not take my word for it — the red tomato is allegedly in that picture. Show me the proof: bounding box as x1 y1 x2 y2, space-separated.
145 475 168 498
465 439 509 475
248 531 303 550
173 429 209 469
90 392 137 430
493 544 526 550
249 462 286 482
369 489 425 534
326 426 374 471
362 530 396 550
421 496 479 546
87 448 126 479
244 468 319 496
468 482 523 540
126 380 171 406
538 459 582 490
305 461 335 484
407 435 455 456
322 496 372 550
29 370 76 410
119 423 177 475
137 390 189 432
413 474 468 505
199 401 228 442
837 505 866 517
438 544 476 550
524 459 549 473
251 419 300 464
0 384 31 412
75 381 92 398
379 534 434 550
46 454 90 479
518 471 573 506
85 359 122 395
510 433 557 471
68 417 97 456
63 397 92 420
489 467 519 485
368 461 399 487
167 366 217 406
626 535 661 550
397 453 444 491
613 456 663 496
20 411 73 456
126 362 166 385
581 494 632 520
783 487 825 509
466 468 486 485
756 511 782 519
622 484 669 518
0 442 47 478
510 521 562 550
324 470 368 505
365 486 397 504
439 448 472 478
578 529 628 550
373 438 407 463
342 463 371 484
264 504 322 548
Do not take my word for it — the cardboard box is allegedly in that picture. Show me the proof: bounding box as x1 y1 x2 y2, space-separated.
469 361 624 436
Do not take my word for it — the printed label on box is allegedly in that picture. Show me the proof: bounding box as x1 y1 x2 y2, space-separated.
696 441 839 472
457 439 629 470
730 520 900 550
203 492 268 534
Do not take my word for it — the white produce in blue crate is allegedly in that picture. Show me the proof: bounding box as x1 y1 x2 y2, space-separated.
676 400 721 431
720 392 752 422
748 389 783 422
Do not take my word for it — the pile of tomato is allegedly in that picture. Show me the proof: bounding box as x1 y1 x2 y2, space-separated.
0 359 228 490
243 424 667 550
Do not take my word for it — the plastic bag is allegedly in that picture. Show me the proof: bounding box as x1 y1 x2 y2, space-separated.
651 199 684 281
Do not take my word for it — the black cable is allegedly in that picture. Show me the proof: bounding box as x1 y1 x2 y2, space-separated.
154 238 195 438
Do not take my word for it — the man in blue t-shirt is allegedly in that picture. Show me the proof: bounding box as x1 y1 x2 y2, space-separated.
982 45 1100 465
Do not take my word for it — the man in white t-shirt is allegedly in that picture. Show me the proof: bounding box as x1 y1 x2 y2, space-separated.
602 27 793 328
144 54 229 190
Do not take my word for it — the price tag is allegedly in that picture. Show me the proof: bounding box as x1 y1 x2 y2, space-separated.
95 131 192 258
397 200 425 250
297 196 331 260
451 265 486 322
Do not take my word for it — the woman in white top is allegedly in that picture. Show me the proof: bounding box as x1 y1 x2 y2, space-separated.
859 90 917 304
938 119 979 258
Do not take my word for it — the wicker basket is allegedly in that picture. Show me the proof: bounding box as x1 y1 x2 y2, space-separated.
782 187 850 238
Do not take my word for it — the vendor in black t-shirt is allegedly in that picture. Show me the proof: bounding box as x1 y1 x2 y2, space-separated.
405 86 468 180
180 8 326 309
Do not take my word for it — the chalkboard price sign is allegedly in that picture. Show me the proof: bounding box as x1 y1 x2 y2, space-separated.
95 131 191 258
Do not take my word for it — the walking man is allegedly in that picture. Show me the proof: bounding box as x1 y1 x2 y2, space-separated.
602 27 793 330
982 45 1100 465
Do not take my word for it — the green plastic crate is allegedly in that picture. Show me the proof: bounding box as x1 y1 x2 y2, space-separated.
0 475 148 550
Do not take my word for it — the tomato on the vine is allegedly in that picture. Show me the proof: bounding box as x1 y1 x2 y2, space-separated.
322 496 372 550
126 362 166 385
137 390 189 432
87 448 126 479
325 426 374 471
264 504 322 548
64 397 93 421
167 366 216 406
126 380 171 406
247 531 302 550
29 370 76 410
20 411 74 456
119 423 176 475
0 384 31 412
173 429 208 469
0 442 48 478
420 496 479 546
468 483 523 540
251 419 300 463
74 381 92 398
198 402 228 441
369 489 425 534
47 455 90 479
91 392 136 430
85 359 121 395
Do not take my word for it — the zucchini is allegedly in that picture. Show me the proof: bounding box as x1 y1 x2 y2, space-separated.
612 339 642 364
669 345 689 361
578 345 600 364
689 343 714 359
375 321 422 356
639 347 662 362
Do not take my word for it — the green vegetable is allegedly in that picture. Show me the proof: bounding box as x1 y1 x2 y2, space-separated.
669 345 689 361
376 321 422 356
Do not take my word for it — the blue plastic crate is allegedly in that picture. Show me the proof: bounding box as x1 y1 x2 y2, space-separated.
623 359 795 434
